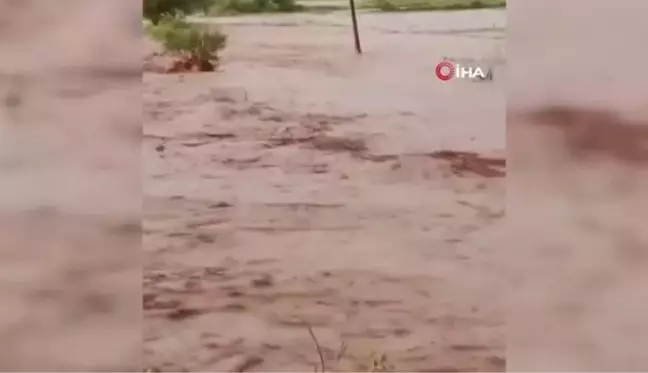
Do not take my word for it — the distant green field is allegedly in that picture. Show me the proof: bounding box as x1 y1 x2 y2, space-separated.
204 0 505 15
296 0 507 13
359 0 506 12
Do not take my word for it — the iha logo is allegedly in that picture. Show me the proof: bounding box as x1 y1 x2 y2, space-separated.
435 60 492 82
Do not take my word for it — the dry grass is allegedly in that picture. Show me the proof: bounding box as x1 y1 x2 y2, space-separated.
303 321 395 373
142 320 395 373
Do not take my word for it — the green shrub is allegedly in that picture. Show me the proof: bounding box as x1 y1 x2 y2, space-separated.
146 16 227 71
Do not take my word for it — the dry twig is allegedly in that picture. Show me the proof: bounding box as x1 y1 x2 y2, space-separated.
304 321 326 372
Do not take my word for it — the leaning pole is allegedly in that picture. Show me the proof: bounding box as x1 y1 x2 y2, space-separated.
348 0 362 54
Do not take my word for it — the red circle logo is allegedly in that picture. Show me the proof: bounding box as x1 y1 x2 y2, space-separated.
436 61 455 81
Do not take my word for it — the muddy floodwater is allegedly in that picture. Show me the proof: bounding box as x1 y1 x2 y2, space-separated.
144 9 506 372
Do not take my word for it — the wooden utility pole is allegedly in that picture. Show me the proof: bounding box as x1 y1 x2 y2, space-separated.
348 0 362 54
